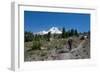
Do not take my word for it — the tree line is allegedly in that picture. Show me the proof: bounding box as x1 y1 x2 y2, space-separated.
62 27 79 38
24 27 79 42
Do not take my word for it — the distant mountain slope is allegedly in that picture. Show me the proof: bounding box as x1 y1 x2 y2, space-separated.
34 27 62 35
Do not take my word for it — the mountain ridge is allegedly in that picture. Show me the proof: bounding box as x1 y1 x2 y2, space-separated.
34 27 62 35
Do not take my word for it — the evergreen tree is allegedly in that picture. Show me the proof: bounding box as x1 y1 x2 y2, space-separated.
74 29 79 36
62 27 66 38
70 29 74 36
24 31 33 42
67 30 71 37
65 32 68 38
47 32 51 41
34 34 41 41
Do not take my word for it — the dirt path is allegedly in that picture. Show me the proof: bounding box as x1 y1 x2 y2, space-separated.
56 40 86 60
71 40 85 52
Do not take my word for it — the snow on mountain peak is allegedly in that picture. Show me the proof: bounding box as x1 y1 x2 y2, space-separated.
37 30 48 35
35 27 62 35
48 27 62 34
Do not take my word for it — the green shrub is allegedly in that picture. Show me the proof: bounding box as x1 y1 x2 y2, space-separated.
31 41 41 50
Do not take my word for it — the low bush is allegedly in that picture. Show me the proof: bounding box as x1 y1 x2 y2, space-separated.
31 41 41 50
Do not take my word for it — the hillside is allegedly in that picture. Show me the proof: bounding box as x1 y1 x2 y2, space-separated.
24 36 90 61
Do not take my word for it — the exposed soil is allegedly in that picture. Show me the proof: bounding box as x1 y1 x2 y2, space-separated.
24 36 90 61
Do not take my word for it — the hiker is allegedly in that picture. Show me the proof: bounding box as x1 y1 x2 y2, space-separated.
67 38 72 51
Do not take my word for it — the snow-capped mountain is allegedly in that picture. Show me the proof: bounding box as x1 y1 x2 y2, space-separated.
48 27 62 34
34 27 62 35
37 30 48 35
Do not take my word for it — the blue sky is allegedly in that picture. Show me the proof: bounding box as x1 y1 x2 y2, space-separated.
24 11 90 33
